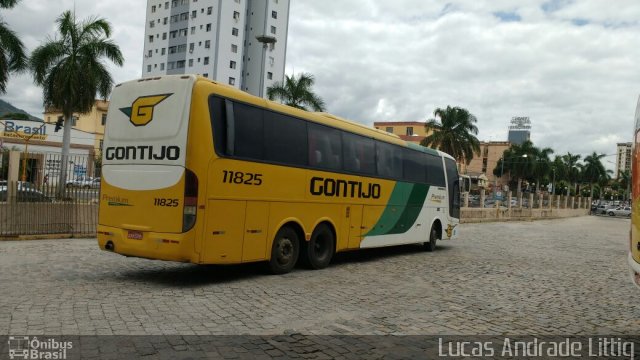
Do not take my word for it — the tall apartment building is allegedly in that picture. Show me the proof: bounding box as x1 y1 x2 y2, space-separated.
616 142 632 178
142 0 290 97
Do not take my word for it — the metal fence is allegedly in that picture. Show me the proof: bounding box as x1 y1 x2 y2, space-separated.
0 150 99 237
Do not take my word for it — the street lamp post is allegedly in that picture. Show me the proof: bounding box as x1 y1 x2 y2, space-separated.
552 167 556 196
256 35 277 98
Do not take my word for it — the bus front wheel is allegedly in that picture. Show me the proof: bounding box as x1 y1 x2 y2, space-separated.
301 223 335 269
424 227 439 252
268 226 300 275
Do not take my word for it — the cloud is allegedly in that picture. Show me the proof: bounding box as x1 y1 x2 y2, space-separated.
1 0 639 172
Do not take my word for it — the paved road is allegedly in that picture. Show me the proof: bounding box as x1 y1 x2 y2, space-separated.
0 216 637 337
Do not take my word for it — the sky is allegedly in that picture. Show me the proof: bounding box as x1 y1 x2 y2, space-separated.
2 0 640 169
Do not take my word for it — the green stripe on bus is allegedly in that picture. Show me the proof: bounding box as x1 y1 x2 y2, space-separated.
365 183 430 236
407 142 439 156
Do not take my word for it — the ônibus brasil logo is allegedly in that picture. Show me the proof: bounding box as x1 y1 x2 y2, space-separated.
7 336 72 359
119 94 172 127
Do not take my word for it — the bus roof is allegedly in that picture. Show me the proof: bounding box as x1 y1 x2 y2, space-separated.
128 75 448 158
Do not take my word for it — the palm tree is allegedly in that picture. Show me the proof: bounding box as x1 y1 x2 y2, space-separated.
267 73 326 111
420 106 480 165
494 140 537 194
582 152 607 198
0 0 27 94
531 145 554 193
562 152 581 196
618 169 631 201
30 10 123 196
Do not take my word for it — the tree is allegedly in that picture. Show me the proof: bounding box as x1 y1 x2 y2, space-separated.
0 0 27 94
618 169 631 201
30 11 123 197
562 152 581 196
267 73 326 112
420 106 480 165
582 152 607 198
493 140 537 194
531 145 554 193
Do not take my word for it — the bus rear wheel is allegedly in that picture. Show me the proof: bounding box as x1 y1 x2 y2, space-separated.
267 226 300 275
301 223 335 269
424 227 439 252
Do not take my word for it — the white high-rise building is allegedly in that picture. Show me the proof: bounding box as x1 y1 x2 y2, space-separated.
616 142 632 178
142 0 290 97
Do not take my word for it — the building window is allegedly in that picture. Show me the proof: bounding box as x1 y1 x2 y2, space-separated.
191 10 197 18
189 43 194 52
203 73 208 78
267 72 272 80
71 116 78 126
161 47 166 55
170 30 177 38
233 11 240 20
177 44 186 53
190 26 195 34
160 63 165 70
147 65 151 72
188 59 193 67
385 127 393 133
168 61 175 70
272 10 277 19
177 60 185 68
152 5 157 12
230 60 236 69
179 28 187 36
204 57 209 65
207 6 212 15
148 35 154 42
169 46 176 54
101 114 107 126
406 127 413 136
229 77 235 85
204 40 210 48
150 20 155 28
162 32 167 40
165 1 169 9
270 25 276 34
232 27 238 36
180 12 188 21
206 23 211 31
231 44 238 53
147 50 152 58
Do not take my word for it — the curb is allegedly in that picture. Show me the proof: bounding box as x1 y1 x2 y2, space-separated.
0 234 96 241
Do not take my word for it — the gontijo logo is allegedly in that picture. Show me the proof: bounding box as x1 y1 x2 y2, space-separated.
119 94 172 126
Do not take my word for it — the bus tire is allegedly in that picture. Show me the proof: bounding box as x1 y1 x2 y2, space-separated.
301 223 335 269
267 226 300 275
424 226 439 252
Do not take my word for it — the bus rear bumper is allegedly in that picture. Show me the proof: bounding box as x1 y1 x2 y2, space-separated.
97 225 195 263
628 252 640 288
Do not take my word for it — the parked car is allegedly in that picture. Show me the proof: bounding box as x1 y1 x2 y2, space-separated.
66 176 98 189
0 188 52 202
594 204 615 215
607 206 631 217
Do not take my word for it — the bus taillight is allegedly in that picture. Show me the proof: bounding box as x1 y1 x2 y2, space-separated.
183 169 198 232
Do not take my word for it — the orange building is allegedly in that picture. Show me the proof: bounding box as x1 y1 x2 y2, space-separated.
373 121 431 144
43 100 109 157
464 141 510 189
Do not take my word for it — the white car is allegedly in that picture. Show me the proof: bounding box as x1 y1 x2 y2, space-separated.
607 206 631 217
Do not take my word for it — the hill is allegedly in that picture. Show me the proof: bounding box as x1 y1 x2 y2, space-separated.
0 99 42 121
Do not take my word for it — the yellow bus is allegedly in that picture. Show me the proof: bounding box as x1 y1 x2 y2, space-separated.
97 75 460 274
630 96 640 287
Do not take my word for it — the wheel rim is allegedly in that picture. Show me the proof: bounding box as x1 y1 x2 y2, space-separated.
276 237 294 266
